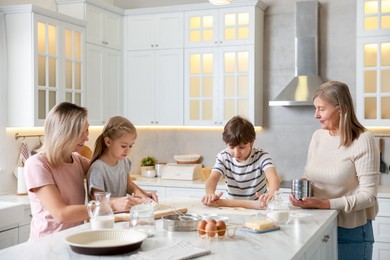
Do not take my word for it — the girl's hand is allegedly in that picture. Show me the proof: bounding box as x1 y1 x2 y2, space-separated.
111 196 143 212
147 192 158 203
201 192 223 206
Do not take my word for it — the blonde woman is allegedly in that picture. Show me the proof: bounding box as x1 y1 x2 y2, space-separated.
24 102 91 240
289 81 380 260
88 116 157 212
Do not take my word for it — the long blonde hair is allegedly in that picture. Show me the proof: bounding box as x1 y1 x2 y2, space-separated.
313 81 366 147
41 102 88 167
91 116 137 164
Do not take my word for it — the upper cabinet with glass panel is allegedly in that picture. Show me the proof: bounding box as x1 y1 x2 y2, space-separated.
3 6 85 127
185 7 254 48
356 0 390 126
184 5 264 126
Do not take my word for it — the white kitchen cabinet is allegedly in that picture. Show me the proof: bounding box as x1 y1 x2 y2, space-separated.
184 4 264 126
373 198 390 260
3 5 85 127
184 45 262 126
58 1 124 124
0 227 19 250
126 12 183 51
184 6 255 48
356 0 390 127
304 217 337 260
86 44 122 125
85 4 122 49
18 207 32 243
126 49 183 125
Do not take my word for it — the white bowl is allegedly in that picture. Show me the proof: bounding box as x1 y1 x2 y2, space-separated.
173 154 201 163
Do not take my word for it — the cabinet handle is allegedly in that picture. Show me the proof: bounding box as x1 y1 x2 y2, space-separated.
151 44 154 47
155 44 158 47
214 41 218 44
322 234 330 243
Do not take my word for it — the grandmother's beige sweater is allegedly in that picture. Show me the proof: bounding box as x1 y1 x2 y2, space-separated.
304 129 380 228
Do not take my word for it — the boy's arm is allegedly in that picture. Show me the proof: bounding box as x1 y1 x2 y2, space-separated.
206 199 266 210
205 171 221 195
265 167 280 195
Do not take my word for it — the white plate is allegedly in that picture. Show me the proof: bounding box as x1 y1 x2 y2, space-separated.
173 154 201 162
65 229 147 255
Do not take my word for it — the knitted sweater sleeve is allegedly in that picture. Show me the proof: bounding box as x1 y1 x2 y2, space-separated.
329 131 380 213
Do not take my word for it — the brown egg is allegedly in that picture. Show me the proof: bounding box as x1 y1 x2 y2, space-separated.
197 220 207 235
216 220 226 237
205 222 217 237
208 218 217 224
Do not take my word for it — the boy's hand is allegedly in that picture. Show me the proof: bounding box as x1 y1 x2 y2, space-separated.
256 192 274 208
201 192 223 206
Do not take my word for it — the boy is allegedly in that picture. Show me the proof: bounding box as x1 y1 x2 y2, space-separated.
202 116 280 209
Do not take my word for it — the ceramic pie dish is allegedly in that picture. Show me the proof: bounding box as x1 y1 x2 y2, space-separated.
65 229 147 255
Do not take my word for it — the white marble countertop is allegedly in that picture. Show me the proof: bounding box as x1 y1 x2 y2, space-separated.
0 197 338 260
134 175 390 199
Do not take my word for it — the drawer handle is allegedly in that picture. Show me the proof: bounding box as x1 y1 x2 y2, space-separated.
322 234 330 243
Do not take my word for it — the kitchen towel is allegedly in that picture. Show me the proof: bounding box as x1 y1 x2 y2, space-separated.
130 240 211 260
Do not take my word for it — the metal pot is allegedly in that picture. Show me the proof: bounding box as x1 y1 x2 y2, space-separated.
291 179 312 200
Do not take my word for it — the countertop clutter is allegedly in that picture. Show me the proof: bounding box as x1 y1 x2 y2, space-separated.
0 197 338 260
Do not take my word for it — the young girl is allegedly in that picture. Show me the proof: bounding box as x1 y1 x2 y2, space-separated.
24 102 91 240
202 115 280 209
88 116 157 212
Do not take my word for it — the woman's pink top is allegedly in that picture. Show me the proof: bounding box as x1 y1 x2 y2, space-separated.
24 152 90 240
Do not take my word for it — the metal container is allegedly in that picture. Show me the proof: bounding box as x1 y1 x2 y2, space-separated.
162 213 201 232
291 179 312 200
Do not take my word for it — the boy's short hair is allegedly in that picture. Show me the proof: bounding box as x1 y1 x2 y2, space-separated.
222 116 256 146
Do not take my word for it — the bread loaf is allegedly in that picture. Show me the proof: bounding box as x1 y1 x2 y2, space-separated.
245 218 275 231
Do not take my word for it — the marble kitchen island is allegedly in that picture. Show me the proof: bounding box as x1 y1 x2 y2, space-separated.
0 197 338 260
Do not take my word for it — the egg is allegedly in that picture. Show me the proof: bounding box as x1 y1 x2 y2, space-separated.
216 220 226 237
205 222 217 237
207 218 217 224
197 220 207 235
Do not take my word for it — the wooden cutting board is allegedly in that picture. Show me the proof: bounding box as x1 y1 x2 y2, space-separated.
114 204 188 222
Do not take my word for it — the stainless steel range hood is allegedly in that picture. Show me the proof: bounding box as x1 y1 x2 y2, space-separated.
269 0 324 106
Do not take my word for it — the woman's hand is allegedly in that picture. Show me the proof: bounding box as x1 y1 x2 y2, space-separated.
202 192 223 206
289 194 330 209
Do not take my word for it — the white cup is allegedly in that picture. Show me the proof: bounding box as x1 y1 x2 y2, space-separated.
155 163 166 177
144 169 156 178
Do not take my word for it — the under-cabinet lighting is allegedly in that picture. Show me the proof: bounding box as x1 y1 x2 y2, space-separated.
209 0 232 6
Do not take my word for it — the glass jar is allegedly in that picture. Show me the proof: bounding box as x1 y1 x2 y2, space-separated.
87 192 115 230
129 203 156 237
266 191 290 225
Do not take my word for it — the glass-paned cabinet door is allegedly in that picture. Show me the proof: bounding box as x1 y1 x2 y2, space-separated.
36 17 58 121
184 48 218 125
64 25 84 107
357 0 390 36
357 37 390 126
184 10 218 48
218 7 254 46
218 45 254 125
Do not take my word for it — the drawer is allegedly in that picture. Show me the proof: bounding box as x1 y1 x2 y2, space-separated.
378 198 390 217
373 216 390 243
373 241 390 260
19 207 32 226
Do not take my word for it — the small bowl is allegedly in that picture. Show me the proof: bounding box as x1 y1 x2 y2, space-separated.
143 170 156 178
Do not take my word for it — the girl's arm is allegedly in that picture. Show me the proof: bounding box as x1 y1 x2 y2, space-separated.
127 176 158 202
206 198 266 210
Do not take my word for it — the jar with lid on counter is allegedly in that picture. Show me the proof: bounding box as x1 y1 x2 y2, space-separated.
266 191 290 225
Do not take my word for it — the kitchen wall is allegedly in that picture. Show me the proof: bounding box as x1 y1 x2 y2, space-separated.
1 0 390 194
